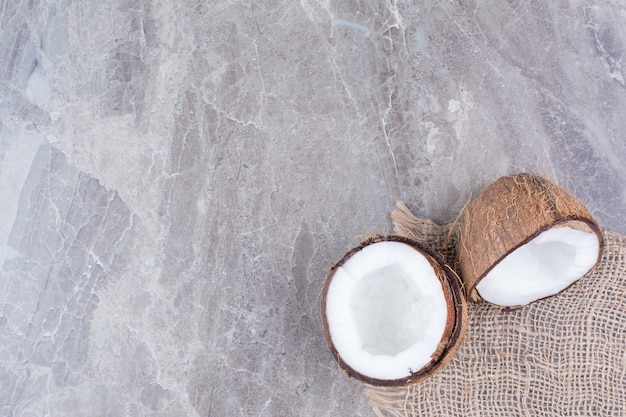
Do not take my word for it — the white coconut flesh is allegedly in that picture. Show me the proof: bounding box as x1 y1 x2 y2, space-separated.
325 241 448 381
476 226 600 307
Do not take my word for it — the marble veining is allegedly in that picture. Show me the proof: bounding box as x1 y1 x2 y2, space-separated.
1 1 625 416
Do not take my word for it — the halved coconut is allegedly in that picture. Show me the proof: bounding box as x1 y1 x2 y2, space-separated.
320 235 467 386
458 173 604 308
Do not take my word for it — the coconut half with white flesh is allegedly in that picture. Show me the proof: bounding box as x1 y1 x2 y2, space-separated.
321 235 467 386
459 173 604 308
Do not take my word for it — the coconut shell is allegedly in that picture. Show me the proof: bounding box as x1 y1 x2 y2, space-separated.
320 235 468 387
458 173 604 306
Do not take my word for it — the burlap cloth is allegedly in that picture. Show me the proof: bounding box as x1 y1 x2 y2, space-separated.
364 203 626 416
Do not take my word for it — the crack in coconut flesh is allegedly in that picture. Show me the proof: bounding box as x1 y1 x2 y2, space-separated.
459 173 604 308
321 236 466 386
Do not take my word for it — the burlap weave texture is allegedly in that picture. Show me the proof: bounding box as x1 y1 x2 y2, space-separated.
365 203 626 416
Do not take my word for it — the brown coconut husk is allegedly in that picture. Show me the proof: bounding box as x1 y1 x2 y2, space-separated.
458 173 604 306
320 235 468 387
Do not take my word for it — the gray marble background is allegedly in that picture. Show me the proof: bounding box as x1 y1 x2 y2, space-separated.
1 1 625 416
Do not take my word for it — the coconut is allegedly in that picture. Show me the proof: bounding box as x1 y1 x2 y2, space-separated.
458 173 604 308
320 235 467 387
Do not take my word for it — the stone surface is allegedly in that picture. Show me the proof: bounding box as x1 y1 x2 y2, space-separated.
1 1 625 416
